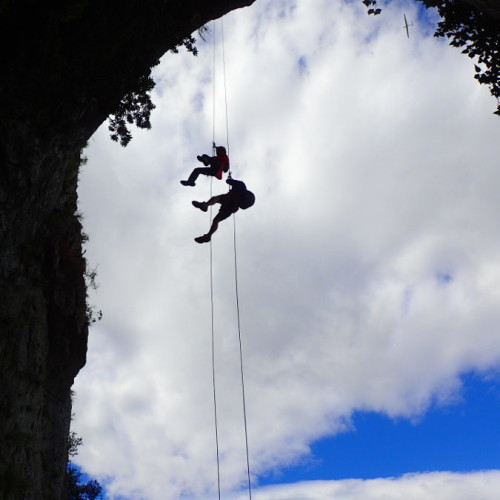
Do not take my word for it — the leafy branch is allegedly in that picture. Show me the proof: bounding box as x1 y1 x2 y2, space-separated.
108 34 200 146
361 0 500 115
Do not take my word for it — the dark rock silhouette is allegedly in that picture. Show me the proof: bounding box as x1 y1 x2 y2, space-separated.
0 1 256 498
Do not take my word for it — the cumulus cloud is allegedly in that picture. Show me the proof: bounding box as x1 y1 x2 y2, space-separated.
74 0 500 498
230 471 500 500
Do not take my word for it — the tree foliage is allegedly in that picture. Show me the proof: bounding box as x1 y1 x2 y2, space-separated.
420 0 500 115
362 0 500 115
363 0 382 16
108 34 200 147
68 431 83 459
65 431 103 500
108 73 156 147
66 465 103 500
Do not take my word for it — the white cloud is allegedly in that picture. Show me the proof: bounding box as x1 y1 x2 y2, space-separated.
74 0 500 498
231 471 500 500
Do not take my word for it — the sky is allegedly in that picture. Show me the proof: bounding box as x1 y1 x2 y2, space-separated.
73 0 500 498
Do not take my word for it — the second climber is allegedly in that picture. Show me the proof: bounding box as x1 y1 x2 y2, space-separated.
191 176 255 243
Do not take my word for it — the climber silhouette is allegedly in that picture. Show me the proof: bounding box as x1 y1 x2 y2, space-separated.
192 177 255 243
181 145 229 186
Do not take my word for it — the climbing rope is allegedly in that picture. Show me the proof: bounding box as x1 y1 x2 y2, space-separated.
212 18 217 156
208 17 252 500
209 183 221 500
232 214 252 500
210 18 222 500
221 20 231 163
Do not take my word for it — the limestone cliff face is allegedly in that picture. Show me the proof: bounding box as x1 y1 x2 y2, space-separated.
0 1 255 498
0 147 88 499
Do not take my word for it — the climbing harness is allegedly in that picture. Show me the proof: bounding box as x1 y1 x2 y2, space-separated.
208 17 252 500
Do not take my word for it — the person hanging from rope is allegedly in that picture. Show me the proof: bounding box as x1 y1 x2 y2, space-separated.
180 143 230 186
191 176 255 243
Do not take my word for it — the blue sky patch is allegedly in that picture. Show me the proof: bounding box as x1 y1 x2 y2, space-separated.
297 55 308 75
260 372 500 485
436 272 453 284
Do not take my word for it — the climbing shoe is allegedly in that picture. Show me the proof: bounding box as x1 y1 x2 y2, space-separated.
197 155 211 166
195 234 211 244
192 201 208 212
181 180 195 186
